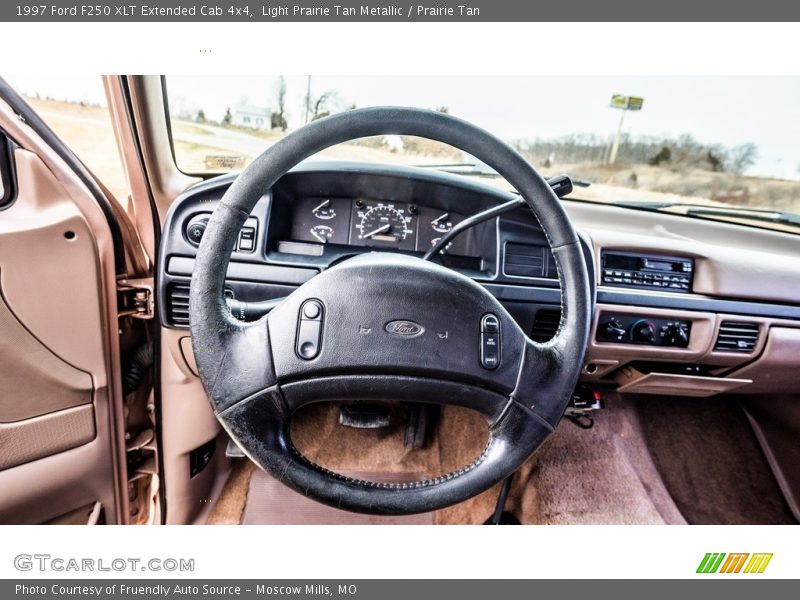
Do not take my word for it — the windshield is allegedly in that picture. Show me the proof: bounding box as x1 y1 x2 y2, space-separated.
3 76 799 231
176 75 795 233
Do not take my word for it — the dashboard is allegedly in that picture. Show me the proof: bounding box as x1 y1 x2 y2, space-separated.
158 161 800 397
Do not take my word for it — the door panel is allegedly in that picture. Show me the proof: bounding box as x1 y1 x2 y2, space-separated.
0 291 93 423
0 103 126 523
0 406 95 471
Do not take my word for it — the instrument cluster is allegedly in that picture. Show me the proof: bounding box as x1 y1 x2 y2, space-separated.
288 196 473 256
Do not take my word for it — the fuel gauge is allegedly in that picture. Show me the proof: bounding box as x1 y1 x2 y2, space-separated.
310 225 335 243
430 237 453 253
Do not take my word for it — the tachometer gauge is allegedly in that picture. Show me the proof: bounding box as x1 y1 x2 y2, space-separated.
310 224 335 243
357 205 410 243
431 212 453 233
312 198 336 220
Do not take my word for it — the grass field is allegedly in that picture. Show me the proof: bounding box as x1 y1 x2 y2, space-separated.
26 98 130 202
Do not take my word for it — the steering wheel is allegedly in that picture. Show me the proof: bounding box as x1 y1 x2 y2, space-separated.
189 107 592 515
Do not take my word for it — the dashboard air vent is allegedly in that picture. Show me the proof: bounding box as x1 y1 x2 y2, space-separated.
169 285 191 327
530 309 561 343
714 321 760 353
504 243 557 279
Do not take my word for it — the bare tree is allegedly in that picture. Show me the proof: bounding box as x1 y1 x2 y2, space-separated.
727 143 759 175
309 90 338 121
271 76 288 131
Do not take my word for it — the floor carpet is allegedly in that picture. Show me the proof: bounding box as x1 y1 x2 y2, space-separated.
632 395 796 525
207 396 793 525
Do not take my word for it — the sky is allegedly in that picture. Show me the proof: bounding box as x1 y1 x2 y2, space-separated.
7 74 800 180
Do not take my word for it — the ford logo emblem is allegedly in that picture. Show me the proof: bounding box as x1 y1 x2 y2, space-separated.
384 320 425 338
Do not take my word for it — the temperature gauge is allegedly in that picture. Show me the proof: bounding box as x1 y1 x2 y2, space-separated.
312 199 337 220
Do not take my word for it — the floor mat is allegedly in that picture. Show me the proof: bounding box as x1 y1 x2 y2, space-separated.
633 395 796 525
212 401 682 525
436 397 684 525
207 460 256 525
241 469 434 524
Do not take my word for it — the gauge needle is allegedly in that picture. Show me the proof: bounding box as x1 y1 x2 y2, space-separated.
431 212 450 225
313 199 331 212
362 223 391 239
311 230 327 243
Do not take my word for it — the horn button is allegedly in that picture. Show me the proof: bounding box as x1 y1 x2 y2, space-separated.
268 252 525 395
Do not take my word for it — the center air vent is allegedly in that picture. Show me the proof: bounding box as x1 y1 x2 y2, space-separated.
169 285 191 327
504 243 557 279
714 321 760 353
530 309 561 343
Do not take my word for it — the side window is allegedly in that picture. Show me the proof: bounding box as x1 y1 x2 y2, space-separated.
0 133 15 208
3 76 130 210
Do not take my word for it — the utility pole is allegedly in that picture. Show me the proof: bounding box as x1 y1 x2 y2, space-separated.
303 75 312 124
608 94 643 165
608 110 625 165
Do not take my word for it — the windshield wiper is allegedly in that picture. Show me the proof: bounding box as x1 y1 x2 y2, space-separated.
614 200 800 228
417 162 591 187
684 206 800 227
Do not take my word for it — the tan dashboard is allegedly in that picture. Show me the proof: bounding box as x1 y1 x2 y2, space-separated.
566 200 800 396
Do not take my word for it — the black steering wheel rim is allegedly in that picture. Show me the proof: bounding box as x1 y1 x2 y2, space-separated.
189 107 592 515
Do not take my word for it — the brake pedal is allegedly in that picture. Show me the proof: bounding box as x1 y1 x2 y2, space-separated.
339 404 392 429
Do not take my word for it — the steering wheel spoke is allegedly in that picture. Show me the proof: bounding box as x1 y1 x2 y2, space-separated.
190 311 276 415
281 375 511 423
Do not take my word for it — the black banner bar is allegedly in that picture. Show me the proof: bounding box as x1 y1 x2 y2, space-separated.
4 0 800 22
4 579 800 600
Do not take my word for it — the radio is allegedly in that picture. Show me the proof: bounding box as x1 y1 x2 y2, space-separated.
601 251 693 293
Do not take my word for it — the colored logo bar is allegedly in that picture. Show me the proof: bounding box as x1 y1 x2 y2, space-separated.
697 553 773 574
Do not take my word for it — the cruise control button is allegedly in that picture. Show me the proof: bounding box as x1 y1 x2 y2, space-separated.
481 332 501 370
297 300 324 360
303 301 321 319
481 338 500 369
297 320 321 359
481 314 499 333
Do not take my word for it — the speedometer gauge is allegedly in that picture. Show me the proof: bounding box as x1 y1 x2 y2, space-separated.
358 206 409 242
351 201 416 250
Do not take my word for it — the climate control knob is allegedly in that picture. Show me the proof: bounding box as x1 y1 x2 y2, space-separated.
632 320 656 344
665 324 689 346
